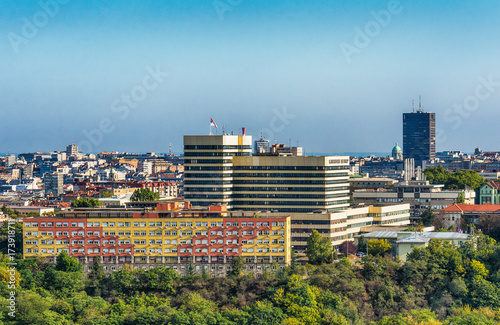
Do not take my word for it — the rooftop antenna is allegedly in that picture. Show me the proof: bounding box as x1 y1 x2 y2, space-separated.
169 143 172 156
419 95 422 112
289 138 291 147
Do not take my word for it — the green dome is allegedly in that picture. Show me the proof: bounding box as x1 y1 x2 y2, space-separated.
392 143 402 153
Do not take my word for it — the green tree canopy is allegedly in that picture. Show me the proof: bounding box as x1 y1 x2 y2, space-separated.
420 207 435 226
306 230 333 264
424 165 486 190
71 197 100 208
130 188 160 201
368 239 392 256
56 251 83 272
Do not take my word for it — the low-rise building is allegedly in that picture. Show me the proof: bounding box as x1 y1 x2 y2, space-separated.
441 203 500 229
270 203 410 251
353 180 475 223
478 181 500 205
356 231 470 262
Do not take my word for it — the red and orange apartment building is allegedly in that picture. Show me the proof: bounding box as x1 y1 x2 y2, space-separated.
23 201 291 276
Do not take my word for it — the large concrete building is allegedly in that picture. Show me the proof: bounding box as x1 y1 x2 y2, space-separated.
403 109 436 168
284 203 410 251
231 155 349 213
23 203 291 276
184 134 349 213
184 135 253 208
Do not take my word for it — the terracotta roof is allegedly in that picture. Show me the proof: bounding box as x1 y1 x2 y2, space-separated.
484 181 500 190
443 203 500 213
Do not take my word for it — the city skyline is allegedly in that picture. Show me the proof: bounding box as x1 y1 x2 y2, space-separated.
2 1 500 154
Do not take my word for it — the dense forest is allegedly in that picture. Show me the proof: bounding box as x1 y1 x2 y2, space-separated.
1 233 500 324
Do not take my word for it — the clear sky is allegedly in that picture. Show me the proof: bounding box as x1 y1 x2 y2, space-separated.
1 0 499 154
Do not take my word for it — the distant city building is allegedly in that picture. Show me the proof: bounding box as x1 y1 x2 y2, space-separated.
137 160 153 175
51 152 66 162
5 154 16 167
66 144 78 157
21 163 34 181
360 160 403 177
403 107 436 168
45 172 64 196
269 144 303 156
40 162 53 178
478 172 500 181
254 134 270 153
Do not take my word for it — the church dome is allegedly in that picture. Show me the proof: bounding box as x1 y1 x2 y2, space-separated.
392 143 402 153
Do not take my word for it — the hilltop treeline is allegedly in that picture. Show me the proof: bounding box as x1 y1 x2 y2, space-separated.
1 235 500 324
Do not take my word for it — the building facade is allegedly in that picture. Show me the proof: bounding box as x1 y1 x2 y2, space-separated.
66 144 78 157
184 134 349 213
478 181 500 205
254 135 270 153
231 155 350 213
23 205 291 276
184 135 253 208
441 203 500 229
353 180 475 223
44 172 64 196
403 110 436 167
286 203 410 251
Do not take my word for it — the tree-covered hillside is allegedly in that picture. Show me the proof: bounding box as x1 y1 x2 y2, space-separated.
1 234 500 324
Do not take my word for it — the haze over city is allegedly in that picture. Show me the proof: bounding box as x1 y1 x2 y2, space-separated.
1 0 500 154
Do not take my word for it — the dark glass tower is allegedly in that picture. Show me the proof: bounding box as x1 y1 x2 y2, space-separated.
403 110 436 167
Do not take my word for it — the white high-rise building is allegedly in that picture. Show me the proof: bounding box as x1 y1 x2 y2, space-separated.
184 135 252 208
184 134 350 212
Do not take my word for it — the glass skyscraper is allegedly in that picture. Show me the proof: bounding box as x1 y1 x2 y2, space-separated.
403 110 436 167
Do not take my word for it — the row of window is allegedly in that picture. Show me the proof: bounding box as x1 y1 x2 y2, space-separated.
233 166 349 171
232 180 348 185
231 173 347 178
184 145 252 150
232 193 348 199
26 221 285 228
26 229 285 238
27 237 286 247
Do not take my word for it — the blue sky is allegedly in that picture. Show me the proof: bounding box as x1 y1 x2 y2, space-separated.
1 0 499 154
